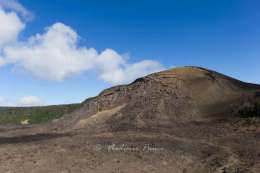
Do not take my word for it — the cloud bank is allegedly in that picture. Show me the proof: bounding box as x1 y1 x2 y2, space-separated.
0 1 164 85
0 96 44 107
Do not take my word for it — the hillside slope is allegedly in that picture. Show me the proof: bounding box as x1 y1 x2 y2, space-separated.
62 66 260 132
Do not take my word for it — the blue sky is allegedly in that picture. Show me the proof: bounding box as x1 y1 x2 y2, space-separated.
0 0 259 106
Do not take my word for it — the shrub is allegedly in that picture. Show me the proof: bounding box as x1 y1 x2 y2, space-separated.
0 103 81 125
238 102 260 118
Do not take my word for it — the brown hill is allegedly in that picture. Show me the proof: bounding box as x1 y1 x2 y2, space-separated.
62 66 260 132
0 66 260 173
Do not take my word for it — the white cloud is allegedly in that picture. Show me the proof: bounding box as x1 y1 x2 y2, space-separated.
3 23 98 81
17 96 44 107
0 0 33 20
0 3 165 85
2 22 164 84
119 60 164 83
0 96 44 107
0 7 25 46
98 56 164 84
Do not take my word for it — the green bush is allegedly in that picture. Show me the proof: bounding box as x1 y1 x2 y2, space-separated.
238 102 260 118
0 104 81 125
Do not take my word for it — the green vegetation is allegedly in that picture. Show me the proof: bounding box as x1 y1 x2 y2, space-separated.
0 104 81 125
238 102 260 118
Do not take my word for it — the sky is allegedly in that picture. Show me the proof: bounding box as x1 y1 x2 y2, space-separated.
0 0 259 106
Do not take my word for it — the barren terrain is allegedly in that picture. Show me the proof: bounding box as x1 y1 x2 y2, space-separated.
0 67 259 173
